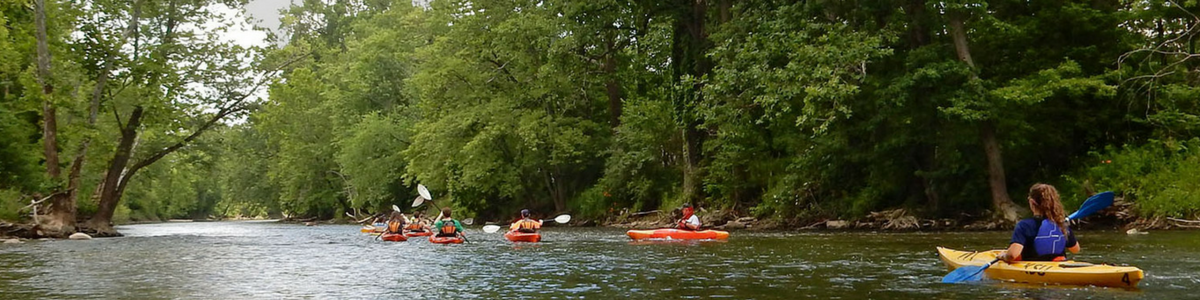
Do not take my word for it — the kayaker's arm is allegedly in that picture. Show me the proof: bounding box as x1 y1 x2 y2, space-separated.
1000 243 1023 263
1067 243 1080 253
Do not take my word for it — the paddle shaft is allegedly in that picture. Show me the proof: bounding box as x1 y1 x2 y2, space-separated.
973 258 1000 277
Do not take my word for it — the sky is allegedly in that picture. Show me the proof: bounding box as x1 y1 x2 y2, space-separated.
225 0 294 47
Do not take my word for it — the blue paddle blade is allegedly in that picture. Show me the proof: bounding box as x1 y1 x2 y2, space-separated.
1067 191 1114 221
942 264 990 283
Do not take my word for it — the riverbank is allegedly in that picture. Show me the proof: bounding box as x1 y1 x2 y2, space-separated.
597 200 1200 232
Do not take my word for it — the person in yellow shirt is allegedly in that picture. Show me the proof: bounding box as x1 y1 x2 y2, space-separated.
509 209 542 233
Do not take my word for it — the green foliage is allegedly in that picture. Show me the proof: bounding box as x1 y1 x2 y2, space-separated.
0 189 24 221
1067 139 1200 217
8 0 1200 224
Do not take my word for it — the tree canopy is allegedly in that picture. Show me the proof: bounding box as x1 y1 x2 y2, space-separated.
4 0 1200 232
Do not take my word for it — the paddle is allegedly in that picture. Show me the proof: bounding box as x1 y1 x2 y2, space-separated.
942 191 1115 283
411 184 433 207
1067 191 1114 221
483 214 572 233
942 258 1000 283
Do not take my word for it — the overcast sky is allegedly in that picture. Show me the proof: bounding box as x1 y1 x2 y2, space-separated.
245 0 291 33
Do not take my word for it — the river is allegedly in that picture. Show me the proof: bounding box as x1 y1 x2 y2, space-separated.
0 221 1195 299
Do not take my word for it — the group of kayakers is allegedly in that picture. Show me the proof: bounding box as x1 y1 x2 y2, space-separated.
371 208 468 240
369 182 1081 263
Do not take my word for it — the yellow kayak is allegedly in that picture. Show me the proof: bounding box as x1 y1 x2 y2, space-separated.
937 247 1143 288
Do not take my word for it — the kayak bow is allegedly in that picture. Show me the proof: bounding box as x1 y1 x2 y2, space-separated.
380 233 408 242
504 231 541 242
429 235 465 244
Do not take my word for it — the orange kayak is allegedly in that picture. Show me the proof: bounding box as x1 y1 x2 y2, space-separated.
504 231 541 242
429 235 464 244
404 231 433 237
626 229 729 240
380 233 408 242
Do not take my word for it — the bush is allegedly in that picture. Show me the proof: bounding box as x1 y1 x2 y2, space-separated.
1067 138 1200 218
0 189 25 221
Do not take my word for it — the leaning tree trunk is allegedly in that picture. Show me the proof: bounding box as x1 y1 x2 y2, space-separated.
947 12 1021 222
82 106 144 237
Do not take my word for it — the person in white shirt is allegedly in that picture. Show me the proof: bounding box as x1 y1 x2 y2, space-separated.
677 203 701 230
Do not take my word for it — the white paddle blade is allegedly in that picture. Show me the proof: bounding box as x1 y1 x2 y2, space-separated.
462 218 474 225
418 184 433 200
392 205 402 212
482 225 501 233
411 196 425 207
554 214 572 224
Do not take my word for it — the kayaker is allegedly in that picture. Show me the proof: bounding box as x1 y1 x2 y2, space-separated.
432 207 465 238
385 212 406 234
999 183 1080 263
509 209 542 233
404 212 428 233
676 203 701 231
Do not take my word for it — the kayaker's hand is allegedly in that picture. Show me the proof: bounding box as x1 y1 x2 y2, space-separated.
997 252 1012 263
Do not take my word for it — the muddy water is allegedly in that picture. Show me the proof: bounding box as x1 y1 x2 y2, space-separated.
0 221 1195 299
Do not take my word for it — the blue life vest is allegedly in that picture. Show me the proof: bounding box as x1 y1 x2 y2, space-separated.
1033 219 1067 257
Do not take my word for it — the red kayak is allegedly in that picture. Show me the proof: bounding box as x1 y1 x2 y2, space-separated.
504 231 541 242
429 235 464 244
626 229 729 240
380 232 408 242
404 230 433 237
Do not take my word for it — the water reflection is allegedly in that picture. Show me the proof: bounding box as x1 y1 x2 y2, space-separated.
0 222 1193 299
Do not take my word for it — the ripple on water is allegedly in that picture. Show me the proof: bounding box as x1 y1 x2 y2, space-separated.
0 223 1196 299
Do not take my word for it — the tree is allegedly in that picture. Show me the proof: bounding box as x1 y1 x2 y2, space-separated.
79 0 287 235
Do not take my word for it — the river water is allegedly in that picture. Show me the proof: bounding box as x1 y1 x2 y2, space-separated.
0 221 1195 299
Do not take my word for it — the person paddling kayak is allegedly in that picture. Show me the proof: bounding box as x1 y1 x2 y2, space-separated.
998 183 1080 263
676 203 701 231
385 212 406 234
432 207 465 239
509 209 542 233
404 211 430 233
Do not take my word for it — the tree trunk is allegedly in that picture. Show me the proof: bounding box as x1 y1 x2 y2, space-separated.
947 11 1020 222
672 0 711 205
82 106 144 236
981 121 1021 221
603 38 623 129
66 0 141 222
33 0 76 236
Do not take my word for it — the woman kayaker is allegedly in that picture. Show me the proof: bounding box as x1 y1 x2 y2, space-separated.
509 209 542 233
676 203 701 231
999 183 1080 263
385 212 406 234
432 207 465 239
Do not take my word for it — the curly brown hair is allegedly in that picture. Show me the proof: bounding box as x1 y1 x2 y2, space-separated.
1029 183 1069 234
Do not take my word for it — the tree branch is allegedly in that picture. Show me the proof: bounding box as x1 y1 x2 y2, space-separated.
124 54 307 177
